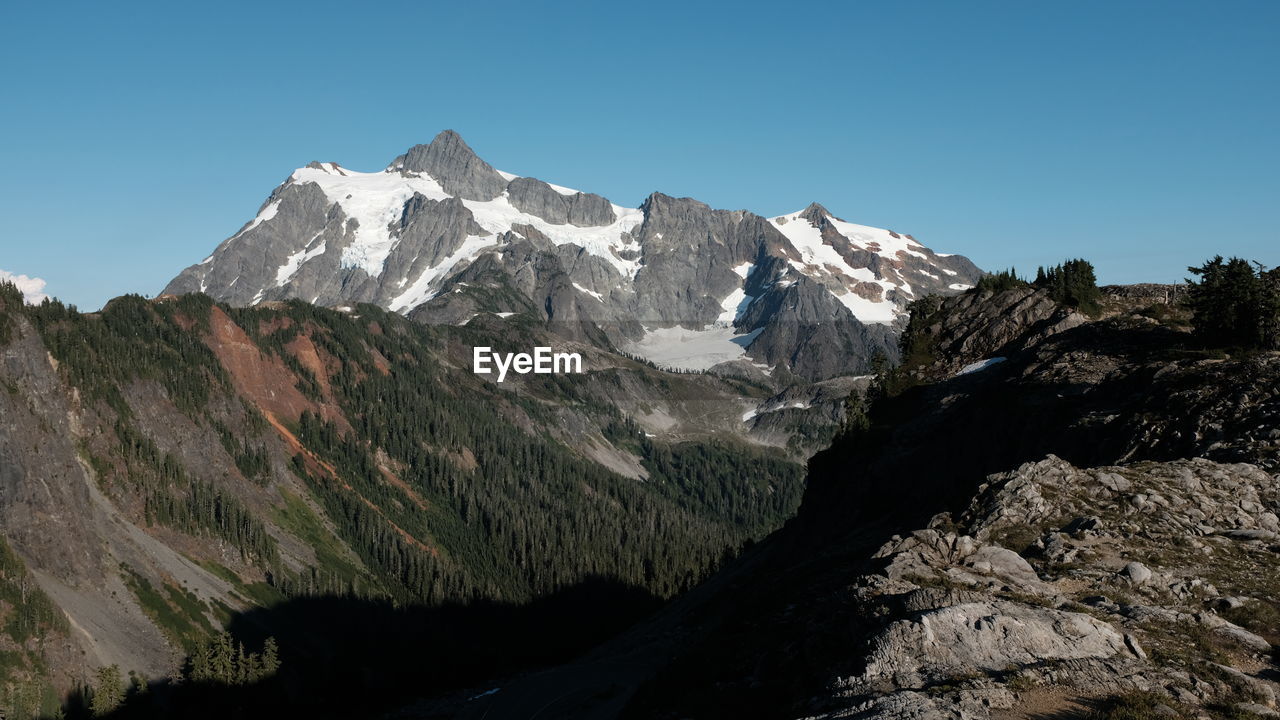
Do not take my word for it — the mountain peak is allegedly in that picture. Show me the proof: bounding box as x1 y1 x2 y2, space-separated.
394 130 507 201
799 202 834 223
427 128 468 151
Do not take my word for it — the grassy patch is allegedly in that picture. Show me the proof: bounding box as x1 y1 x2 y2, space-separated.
988 523 1041 555
238 581 287 608
271 488 366 585
1100 691 1188 720
195 557 241 586
121 566 214 653
1222 600 1280 645
193 557 288 609
164 583 217 636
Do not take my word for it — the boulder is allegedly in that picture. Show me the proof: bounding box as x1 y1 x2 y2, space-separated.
1120 562 1153 587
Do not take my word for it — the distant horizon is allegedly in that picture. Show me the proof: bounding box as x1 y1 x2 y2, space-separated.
3 0 1276 310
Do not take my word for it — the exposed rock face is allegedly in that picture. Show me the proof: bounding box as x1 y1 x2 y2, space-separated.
800 454 1280 719
903 286 1086 378
0 312 103 581
165 131 983 380
505 176 616 227
394 129 508 201
855 600 1128 684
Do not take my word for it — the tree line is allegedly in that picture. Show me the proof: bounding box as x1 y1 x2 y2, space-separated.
972 258 1102 314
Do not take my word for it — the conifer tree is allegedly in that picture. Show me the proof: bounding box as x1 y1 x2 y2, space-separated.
91 665 124 716
1034 258 1101 315
1186 256 1280 349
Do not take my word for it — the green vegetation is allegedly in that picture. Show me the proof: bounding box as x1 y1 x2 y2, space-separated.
270 489 368 590
211 417 270 484
186 632 280 685
0 281 21 345
973 267 1029 294
971 259 1102 315
1222 600 1280 645
121 566 217 653
90 665 124 716
227 300 807 605
0 538 67 720
108 418 279 565
0 678 61 720
0 538 67 645
636 435 802 536
1185 256 1280 350
1101 691 1188 720
1034 258 1102 315
28 293 229 417
2 291 809 714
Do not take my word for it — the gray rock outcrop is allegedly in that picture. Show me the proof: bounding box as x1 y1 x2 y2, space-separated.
505 176 616 227
808 454 1280 719
394 129 508 201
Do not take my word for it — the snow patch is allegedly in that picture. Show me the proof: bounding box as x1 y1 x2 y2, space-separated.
623 325 762 371
462 193 644 279
275 231 326 286
717 287 754 323
837 290 898 325
573 283 604 302
769 210 904 325
389 235 497 312
233 199 282 240
956 357 1006 376
545 181 579 196
292 165 448 276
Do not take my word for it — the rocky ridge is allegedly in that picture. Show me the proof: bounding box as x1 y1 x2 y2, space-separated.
805 454 1280 719
605 285 1280 720
165 130 983 380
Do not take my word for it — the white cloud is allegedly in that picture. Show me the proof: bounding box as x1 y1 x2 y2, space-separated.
0 269 51 305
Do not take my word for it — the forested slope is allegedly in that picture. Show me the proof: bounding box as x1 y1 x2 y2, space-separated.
0 282 803 717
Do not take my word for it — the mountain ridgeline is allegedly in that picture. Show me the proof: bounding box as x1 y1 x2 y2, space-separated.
0 283 805 717
4 251 1280 719
165 130 982 381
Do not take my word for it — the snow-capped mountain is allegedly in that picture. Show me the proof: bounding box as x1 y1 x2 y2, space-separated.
165 130 982 379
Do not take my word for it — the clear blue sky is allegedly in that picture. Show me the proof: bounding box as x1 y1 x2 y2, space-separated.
2 0 1276 310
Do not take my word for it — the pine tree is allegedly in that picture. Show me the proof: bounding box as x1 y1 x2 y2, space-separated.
90 665 124 716
262 637 281 676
